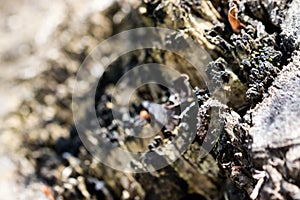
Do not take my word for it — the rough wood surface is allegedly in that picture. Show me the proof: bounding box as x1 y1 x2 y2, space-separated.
2 0 300 199
249 52 300 199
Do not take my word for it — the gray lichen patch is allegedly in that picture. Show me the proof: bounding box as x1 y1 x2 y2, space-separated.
250 52 300 152
280 0 300 51
249 51 300 199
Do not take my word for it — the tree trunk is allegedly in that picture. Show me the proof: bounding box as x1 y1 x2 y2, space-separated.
13 0 300 200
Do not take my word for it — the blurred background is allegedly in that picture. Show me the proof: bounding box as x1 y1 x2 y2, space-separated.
0 0 117 198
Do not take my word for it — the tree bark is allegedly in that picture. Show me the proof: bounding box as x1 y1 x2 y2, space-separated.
15 0 300 200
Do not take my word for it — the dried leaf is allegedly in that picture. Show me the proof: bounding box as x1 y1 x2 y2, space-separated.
228 1 245 33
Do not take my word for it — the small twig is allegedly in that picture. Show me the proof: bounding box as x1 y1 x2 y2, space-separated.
250 170 266 199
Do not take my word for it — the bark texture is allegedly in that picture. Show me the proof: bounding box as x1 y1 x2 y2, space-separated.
5 0 300 200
